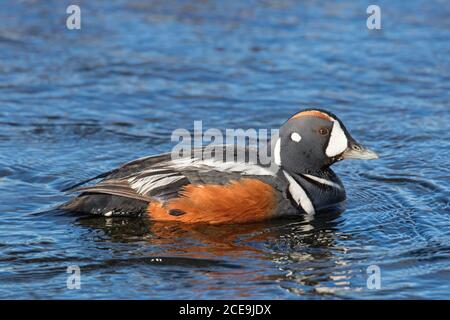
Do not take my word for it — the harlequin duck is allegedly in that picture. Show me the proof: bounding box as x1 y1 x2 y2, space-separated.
61 109 378 224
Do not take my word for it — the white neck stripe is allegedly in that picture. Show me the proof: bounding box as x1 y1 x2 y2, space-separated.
283 170 315 216
302 173 342 190
274 138 281 166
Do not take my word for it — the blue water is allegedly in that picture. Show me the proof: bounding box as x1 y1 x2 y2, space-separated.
0 0 449 299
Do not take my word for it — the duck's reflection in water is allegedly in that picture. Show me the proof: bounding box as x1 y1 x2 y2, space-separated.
263 211 356 296
77 216 282 257
75 208 351 296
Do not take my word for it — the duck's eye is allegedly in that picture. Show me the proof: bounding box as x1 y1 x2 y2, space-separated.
352 145 361 151
319 128 329 136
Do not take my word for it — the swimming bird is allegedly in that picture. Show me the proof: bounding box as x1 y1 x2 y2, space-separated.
61 109 378 224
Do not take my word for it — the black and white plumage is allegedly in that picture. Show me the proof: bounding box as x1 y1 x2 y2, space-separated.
61 109 378 224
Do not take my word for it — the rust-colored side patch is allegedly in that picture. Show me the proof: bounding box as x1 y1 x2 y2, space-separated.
147 179 277 224
290 110 332 122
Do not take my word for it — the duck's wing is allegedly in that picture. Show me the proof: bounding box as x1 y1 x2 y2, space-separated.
63 152 188 202
64 144 276 195
60 152 188 215
61 146 281 216
61 153 173 192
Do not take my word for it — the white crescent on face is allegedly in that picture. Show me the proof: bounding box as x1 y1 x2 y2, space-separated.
325 120 348 157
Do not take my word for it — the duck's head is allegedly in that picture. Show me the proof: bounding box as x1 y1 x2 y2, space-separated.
274 109 378 173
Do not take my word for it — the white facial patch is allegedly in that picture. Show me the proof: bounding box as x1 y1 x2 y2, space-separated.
325 120 348 157
274 138 281 166
290 132 302 143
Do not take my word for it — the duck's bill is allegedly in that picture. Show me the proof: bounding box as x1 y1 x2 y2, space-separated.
341 145 379 160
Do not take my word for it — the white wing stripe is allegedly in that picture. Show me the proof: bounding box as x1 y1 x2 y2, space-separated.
169 157 275 176
129 174 184 194
128 155 276 196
